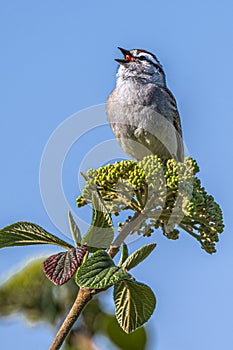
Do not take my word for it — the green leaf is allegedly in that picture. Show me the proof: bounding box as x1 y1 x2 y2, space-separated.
81 192 114 250
0 222 73 250
76 250 131 289
122 243 156 271
114 280 156 334
68 210 82 246
118 243 129 266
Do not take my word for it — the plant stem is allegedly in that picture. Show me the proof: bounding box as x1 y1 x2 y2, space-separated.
108 190 165 257
49 287 92 350
179 223 201 241
108 211 148 258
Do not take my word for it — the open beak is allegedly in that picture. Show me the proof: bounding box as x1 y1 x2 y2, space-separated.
115 47 135 64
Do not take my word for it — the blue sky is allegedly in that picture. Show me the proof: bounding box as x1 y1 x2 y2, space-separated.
0 1 233 349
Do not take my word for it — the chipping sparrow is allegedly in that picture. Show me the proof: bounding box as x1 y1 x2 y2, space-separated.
106 47 184 162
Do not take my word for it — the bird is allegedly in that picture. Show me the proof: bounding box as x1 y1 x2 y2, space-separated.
106 47 184 162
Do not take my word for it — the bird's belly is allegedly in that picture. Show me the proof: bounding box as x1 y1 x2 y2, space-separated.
107 102 178 160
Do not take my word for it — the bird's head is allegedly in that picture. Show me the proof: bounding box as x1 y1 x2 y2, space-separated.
115 47 166 86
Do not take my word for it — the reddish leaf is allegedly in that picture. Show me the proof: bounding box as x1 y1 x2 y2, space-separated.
42 246 87 285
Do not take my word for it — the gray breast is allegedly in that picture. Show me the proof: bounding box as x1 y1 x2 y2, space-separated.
106 82 179 161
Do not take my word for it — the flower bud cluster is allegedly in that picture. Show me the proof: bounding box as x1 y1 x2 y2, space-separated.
76 156 224 254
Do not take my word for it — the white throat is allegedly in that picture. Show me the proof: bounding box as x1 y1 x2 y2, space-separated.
116 65 166 87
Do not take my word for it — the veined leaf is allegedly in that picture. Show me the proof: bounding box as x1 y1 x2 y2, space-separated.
68 211 82 246
43 246 87 285
81 192 114 250
118 243 129 266
122 243 156 271
114 280 156 333
0 222 73 250
76 250 131 289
